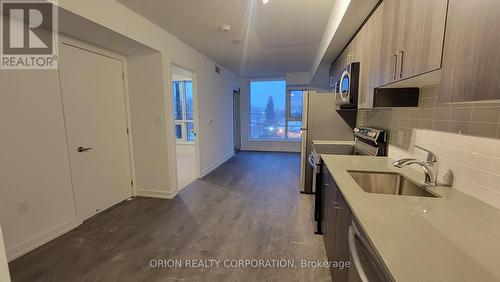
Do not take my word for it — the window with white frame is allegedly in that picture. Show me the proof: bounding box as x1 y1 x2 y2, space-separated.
249 80 303 141
172 80 195 143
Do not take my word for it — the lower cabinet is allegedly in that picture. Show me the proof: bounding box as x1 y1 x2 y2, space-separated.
321 165 334 260
322 167 352 281
322 168 392 282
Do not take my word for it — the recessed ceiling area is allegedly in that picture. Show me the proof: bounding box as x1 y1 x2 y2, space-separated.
116 0 335 77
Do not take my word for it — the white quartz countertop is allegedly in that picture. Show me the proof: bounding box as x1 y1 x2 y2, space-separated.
321 155 500 282
311 140 355 145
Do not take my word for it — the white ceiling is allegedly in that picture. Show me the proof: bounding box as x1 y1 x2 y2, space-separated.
117 0 335 77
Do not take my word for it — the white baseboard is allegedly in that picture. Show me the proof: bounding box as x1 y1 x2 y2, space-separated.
6 218 81 261
200 152 235 177
135 189 177 199
240 140 301 153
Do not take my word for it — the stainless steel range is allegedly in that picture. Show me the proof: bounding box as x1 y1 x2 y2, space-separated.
308 127 387 234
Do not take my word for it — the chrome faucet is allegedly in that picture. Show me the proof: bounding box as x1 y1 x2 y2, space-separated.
393 146 439 186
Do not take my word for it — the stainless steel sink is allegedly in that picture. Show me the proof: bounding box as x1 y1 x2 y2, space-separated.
348 171 440 198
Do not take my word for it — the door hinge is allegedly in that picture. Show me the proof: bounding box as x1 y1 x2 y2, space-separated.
122 72 125 79
131 180 134 186
126 128 129 135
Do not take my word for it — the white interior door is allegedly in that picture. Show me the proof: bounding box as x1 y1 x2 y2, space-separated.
59 44 133 221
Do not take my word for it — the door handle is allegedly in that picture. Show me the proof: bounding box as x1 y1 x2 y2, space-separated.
307 154 317 168
77 146 93 152
399 50 404 79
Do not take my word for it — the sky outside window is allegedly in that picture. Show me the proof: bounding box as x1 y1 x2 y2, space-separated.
249 80 302 140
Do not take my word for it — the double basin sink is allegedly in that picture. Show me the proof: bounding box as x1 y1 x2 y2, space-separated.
348 171 439 198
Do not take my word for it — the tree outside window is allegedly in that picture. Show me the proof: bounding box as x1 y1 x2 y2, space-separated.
249 80 303 140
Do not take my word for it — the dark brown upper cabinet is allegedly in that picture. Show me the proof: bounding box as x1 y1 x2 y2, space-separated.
399 0 448 80
330 0 448 109
376 0 400 87
439 0 500 103
378 0 448 86
358 2 385 109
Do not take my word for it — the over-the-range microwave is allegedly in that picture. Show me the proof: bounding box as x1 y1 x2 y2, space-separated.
331 62 360 109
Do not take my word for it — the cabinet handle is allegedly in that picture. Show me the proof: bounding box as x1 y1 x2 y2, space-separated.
393 53 398 80
333 202 341 209
399 50 404 79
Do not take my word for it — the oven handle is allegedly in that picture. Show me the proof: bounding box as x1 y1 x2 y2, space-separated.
307 154 317 169
348 224 369 282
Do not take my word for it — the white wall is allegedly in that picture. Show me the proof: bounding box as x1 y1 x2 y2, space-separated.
239 77 301 152
172 75 192 81
0 227 10 282
0 68 79 260
286 72 311 87
310 0 351 77
127 53 174 198
56 0 239 182
0 1 240 261
172 64 193 81
309 0 378 89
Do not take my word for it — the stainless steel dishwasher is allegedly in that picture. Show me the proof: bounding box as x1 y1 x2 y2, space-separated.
348 220 393 282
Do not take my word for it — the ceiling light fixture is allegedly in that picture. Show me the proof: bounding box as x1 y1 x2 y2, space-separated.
218 25 232 32
263 0 269 4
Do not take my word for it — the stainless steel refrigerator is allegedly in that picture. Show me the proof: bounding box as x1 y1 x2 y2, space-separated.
300 91 356 193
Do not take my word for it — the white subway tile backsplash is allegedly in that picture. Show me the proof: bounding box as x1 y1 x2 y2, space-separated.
388 129 500 209
453 176 500 210
359 86 500 209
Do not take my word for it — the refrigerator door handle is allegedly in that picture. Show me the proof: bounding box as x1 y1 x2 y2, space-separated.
307 154 317 168
299 129 308 192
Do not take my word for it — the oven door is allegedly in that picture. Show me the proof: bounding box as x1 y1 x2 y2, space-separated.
353 139 379 156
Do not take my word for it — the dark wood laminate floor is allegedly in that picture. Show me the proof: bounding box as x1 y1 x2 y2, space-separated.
9 152 331 282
